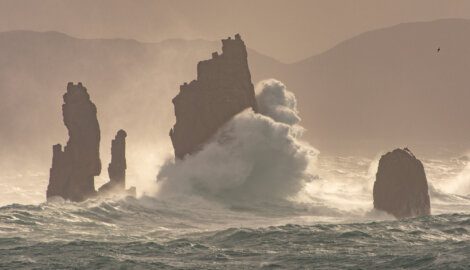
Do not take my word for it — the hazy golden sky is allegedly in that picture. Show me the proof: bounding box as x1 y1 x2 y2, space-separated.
1 0 470 62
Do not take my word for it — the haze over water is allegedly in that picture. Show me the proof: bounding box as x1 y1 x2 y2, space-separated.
2 80 470 269
1 1 470 269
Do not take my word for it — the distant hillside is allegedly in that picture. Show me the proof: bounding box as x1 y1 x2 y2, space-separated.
2 19 470 177
275 18 470 155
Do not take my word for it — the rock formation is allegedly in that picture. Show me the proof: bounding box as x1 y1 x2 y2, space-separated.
373 148 431 218
47 82 101 202
98 129 136 197
169 34 258 159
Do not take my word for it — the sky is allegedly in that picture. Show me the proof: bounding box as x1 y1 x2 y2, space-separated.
0 0 470 63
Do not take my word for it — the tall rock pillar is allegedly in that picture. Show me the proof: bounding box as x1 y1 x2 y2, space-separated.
98 129 132 195
47 82 101 202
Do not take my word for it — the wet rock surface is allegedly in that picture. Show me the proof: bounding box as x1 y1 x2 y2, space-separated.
373 148 431 218
169 34 258 159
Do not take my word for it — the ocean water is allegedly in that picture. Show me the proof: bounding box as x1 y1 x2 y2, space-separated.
2 81 470 269
1 155 470 270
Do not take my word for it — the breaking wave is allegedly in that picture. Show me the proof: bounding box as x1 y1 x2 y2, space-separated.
156 79 318 205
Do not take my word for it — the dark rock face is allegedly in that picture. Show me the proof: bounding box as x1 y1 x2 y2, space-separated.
169 34 258 159
47 82 101 202
98 129 135 196
373 148 431 218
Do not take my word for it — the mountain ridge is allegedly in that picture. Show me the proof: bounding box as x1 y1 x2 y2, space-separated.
2 19 470 178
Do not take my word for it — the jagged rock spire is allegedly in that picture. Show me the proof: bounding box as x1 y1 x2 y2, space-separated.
170 34 258 159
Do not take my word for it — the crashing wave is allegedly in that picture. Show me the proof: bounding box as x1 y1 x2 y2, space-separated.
156 79 318 204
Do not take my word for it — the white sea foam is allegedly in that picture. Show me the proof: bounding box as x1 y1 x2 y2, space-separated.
156 79 318 205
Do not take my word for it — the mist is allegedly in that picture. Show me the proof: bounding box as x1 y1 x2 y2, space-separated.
2 2 470 268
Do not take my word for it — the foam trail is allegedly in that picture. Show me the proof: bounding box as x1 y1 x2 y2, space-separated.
156 79 318 205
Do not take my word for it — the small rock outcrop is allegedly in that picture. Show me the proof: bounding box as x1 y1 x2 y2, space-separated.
373 148 431 218
47 82 101 202
169 34 258 159
98 129 136 197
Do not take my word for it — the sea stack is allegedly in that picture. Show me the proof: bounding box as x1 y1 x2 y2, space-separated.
98 130 136 196
47 82 101 202
373 148 431 219
169 34 258 159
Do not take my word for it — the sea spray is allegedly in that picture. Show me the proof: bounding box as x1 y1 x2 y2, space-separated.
441 159 470 196
156 79 318 204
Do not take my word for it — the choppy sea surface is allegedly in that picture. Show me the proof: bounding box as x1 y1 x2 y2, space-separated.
1 155 470 269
